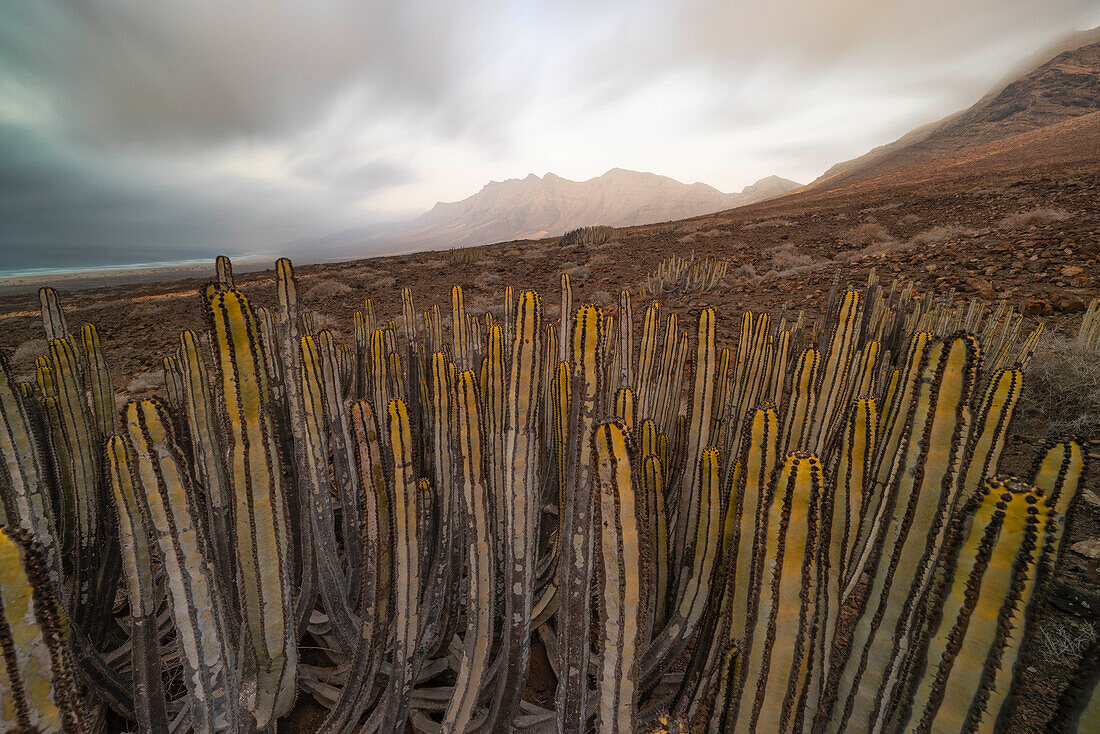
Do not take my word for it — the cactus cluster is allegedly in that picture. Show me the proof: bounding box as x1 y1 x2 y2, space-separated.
560 225 615 247
445 246 486 265
642 253 730 297
0 257 1092 733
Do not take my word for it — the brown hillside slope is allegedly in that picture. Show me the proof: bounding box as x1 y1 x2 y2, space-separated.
809 34 1100 191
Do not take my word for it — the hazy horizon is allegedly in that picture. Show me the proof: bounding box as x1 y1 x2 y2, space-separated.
2 1 1099 275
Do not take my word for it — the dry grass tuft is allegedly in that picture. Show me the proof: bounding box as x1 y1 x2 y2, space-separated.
743 218 794 229
1016 332 1100 438
304 279 353 300
907 225 975 247
844 222 894 247
126 370 163 397
767 243 814 270
999 208 1070 229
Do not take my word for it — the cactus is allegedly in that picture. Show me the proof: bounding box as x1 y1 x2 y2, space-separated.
208 288 297 727
120 399 239 731
897 477 1045 733
560 224 614 246
556 304 604 732
0 254 1085 734
593 420 643 734
0 528 86 733
641 252 729 296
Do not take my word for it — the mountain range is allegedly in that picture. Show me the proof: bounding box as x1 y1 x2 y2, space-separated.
393 170 801 250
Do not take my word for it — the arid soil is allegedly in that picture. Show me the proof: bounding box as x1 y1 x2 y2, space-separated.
1 111 1098 733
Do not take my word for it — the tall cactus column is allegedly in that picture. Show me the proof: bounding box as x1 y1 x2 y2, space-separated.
208 289 297 728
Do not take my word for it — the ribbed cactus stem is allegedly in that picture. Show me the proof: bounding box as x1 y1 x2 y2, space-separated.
79 324 115 437
728 405 780 647
0 528 86 734
900 477 1044 733
208 288 296 727
556 304 604 732
439 371 494 734
831 335 977 733
670 308 716 600
487 291 543 732
734 452 822 734
0 357 60 585
593 420 642 734
381 399 420 734
105 436 169 734
121 400 239 732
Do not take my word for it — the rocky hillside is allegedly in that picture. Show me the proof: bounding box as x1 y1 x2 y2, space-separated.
811 29 1100 189
398 168 800 248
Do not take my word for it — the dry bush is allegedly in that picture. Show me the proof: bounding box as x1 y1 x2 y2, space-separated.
12 338 47 368
126 370 162 396
736 263 757 278
999 208 1070 229
699 228 733 238
844 222 894 247
907 225 975 247
836 239 913 262
371 275 397 290
304 279 353 300
476 272 503 287
768 243 814 270
562 264 592 283
1016 332 1100 438
587 253 613 267
899 213 923 225
744 218 794 229
679 234 697 244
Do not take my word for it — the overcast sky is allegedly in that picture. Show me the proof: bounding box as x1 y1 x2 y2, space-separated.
1 1 1098 273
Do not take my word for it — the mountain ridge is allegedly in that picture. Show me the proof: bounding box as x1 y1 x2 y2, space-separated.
401 168 801 248
809 29 1100 190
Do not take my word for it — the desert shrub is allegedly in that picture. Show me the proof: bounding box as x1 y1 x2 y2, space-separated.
767 243 814 270
641 253 729 296
126 370 162 396
844 222 894 247
560 225 614 247
304 279 353 300
999 208 1070 229
562 264 592 283
12 338 47 368
476 272 503 287
1016 331 1100 438
908 225 974 247
743 218 794 229
445 245 486 264
678 235 696 244
736 263 757 278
